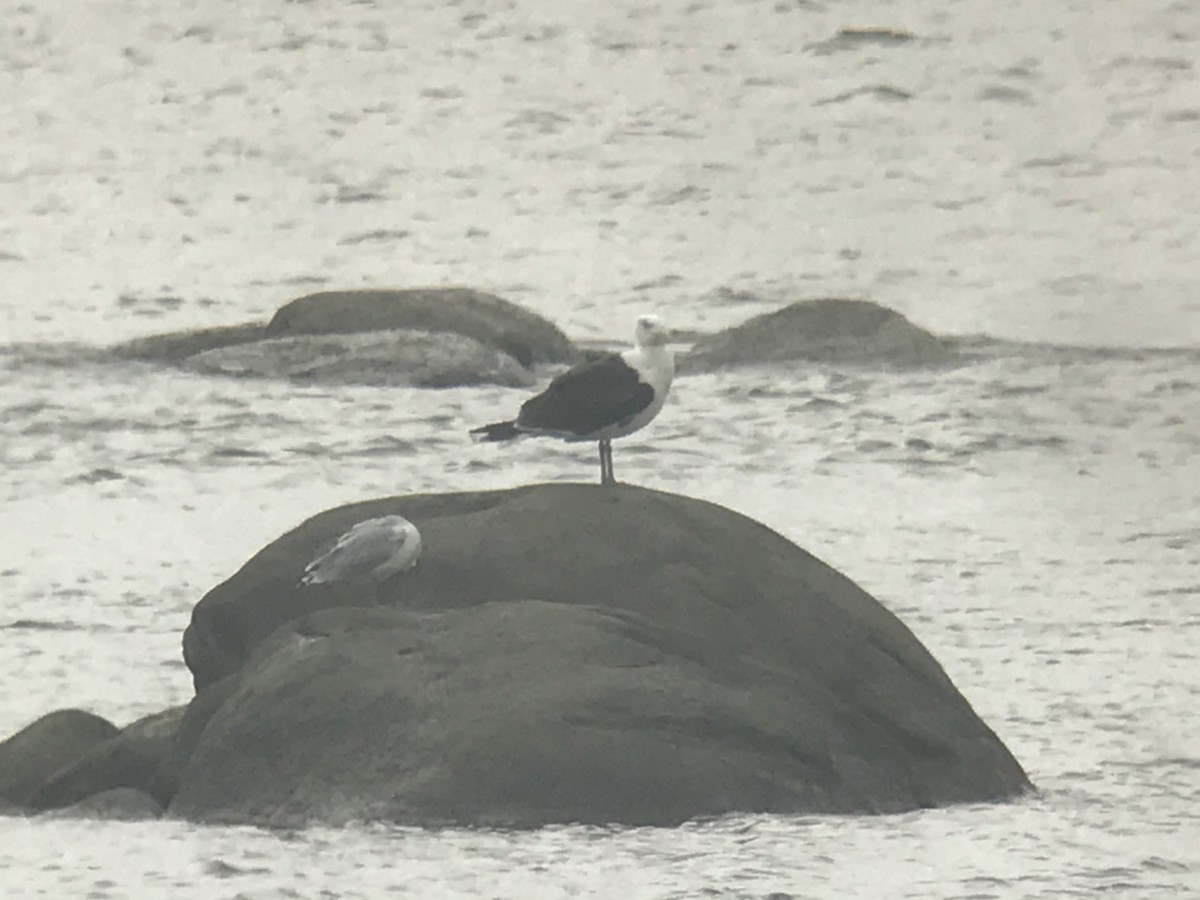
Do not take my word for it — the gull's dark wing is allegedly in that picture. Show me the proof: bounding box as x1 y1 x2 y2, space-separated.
516 353 653 437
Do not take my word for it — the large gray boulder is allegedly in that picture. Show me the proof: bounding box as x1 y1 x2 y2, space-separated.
680 299 955 372
266 288 576 368
175 484 1030 827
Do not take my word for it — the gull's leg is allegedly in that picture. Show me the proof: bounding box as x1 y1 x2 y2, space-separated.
600 439 614 485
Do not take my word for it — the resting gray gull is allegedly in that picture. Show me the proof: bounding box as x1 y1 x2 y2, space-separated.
299 515 422 586
470 315 674 485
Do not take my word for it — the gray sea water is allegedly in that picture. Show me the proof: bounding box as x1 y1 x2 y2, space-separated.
2 1 1198 897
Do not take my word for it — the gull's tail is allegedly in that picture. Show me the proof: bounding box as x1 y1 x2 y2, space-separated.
470 420 522 442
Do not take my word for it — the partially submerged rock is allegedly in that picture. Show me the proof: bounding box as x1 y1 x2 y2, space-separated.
111 322 269 363
266 288 576 368
173 483 1030 827
29 706 185 812
680 299 955 373
0 709 119 807
108 287 575 387
42 787 164 821
184 329 535 388
2 487 1031 828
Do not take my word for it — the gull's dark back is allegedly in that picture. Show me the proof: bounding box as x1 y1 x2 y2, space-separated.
517 353 653 438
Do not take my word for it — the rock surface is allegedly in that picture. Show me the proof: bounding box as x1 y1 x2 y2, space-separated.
680 299 955 372
266 288 576 367
0 709 120 807
111 322 270 363
175 483 1031 827
30 706 185 811
43 787 164 821
108 287 575 387
184 329 535 388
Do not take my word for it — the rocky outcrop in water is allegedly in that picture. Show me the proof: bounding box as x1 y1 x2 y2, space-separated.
0 485 1031 827
110 287 574 387
166 483 1030 827
266 288 576 368
111 322 270 362
680 299 955 373
184 329 535 388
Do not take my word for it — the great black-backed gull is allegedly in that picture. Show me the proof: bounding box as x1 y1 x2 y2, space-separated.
299 515 422 586
470 315 674 485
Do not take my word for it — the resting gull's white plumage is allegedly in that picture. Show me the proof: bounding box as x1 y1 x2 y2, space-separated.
300 515 421 586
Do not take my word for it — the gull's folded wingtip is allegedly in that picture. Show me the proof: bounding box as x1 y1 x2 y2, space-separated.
470 420 521 442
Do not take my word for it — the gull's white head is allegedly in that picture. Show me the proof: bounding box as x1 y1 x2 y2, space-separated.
634 315 670 348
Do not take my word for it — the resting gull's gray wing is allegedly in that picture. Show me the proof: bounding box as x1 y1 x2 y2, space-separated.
301 516 420 585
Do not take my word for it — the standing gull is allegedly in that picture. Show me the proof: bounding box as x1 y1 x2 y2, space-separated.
470 315 674 485
299 515 422 586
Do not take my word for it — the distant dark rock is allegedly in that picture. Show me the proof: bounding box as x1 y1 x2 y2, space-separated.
0 709 119 807
30 706 185 811
815 85 914 106
807 28 917 55
173 483 1031 828
266 288 576 368
679 299 955 373
43 787 164 821
108 287 576 388
977 84 1034 105
184 329 535 388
